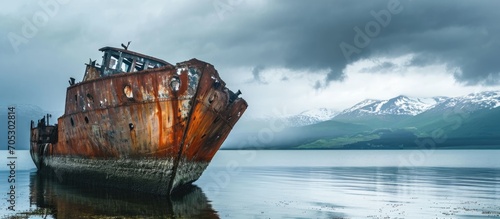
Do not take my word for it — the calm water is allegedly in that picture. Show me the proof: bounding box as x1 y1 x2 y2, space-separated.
1 150 500 218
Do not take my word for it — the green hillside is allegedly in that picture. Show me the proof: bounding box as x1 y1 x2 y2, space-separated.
448 108 500 138
291 108 500 150
333 115 412 129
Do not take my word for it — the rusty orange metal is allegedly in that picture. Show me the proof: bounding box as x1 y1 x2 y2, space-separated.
30 46 247 195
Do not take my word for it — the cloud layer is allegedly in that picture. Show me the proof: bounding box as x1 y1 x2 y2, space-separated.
1 0 500 113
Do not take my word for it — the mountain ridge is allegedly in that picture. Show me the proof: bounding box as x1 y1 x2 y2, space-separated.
336 91 499 119
224 90 500 149
249 91 500 128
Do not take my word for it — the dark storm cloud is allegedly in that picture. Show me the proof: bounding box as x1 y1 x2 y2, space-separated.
175 0 500 87
2 0 500 111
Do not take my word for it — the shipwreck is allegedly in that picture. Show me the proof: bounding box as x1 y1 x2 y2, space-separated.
30 45 247 195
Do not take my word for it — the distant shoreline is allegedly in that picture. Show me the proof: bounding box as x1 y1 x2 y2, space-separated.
221 145 500 150
3 146 499 151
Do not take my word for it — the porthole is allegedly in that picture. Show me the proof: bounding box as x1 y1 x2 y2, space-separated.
124 85 133 99
170 77 180 92
129 123 134 130
87 93 94 103
85 116 89 124
209 93 217 104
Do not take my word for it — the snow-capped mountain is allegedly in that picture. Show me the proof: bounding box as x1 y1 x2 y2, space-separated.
251 108 338 128
429 91 500 113
338 95 446 117
299 108 338 121
282 108 338 127
337 91 500 118
242 91 500 130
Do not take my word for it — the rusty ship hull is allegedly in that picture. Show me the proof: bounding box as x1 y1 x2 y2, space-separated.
30 47 247 195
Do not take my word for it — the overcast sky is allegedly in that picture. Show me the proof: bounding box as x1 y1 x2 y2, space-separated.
1 0 500 117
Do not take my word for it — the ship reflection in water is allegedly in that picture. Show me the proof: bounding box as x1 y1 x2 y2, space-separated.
24 172 218 218
3 150 500 218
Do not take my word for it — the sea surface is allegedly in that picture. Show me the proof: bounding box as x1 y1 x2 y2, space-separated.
1 150 499 218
